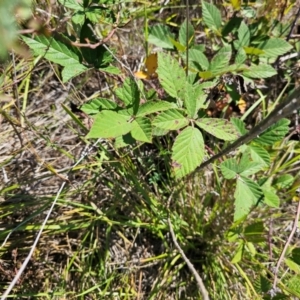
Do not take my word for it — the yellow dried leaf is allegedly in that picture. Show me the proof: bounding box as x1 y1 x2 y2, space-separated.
134 53 158 80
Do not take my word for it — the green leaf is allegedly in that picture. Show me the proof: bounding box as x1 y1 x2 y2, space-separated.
22 35 81 67
238 153 263 177
86 111 132 138
100 65 121 75
231 242 243 263
274 174 294 189
152 109 189 130
243 46 265 56
169 37 186 52
254 118 290 145
247 145 270 167
115 77 140 112
209 45 232 74
156 52 186 99
196 118 240 141
171 126 204 178
220 158 239 179
81 98 118 114
220 155 262 179
136 101 177 117
184 82 202 118
61 65 88 82
148 24 174 49
287 275 300 297
22 35 87 82
72 11 85 26
114 134 136 148
244 222 266 243
187 48 209 70
235 48 247 65
234 176 263 221
238 21 250 47
179 19 194 47
131 117 152 143
58 0 82 10
230 117 248 135
258 38 293 58
242 64 277 79
201 1 222 32
152 126 169 136
262 187 280 208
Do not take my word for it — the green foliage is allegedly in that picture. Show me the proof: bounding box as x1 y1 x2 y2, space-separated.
2 0 297 298
0 0 31 59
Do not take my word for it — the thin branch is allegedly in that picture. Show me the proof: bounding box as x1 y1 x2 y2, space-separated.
272 199 300 290
168 217 210 300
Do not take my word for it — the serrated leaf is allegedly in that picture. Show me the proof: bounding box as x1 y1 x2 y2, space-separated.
254 118 290 145
234 176 263 221
220 158 239 179
274 174 294 189
187 48 209 70
58 0 82 10
136 101 177 117
209 45 232 74
235 48 247 65
152 126 169 136
242 64 277 78
196 118 240 141
148 25 174 49
238 21 250 47
156 52 186 99
22 35 81 67
230 118 248 135
179 19 194 47
131 117 152 143
86 111 132 138
262 188 280 208
238 153 263 176
171 126 204 178
202 1 222 32
184 83 196 118
258 38 293 58
115 77 140 112
62 64 88 82
81 98 118 114
72 11 85 26
247 145 270 167
152 109 189 130
287 275 300 296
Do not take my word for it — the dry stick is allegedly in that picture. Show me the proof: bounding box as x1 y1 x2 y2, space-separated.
0 139 102 300
273 199 300 291
167 193 210 299
194 86 300 173
167 217 210 299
